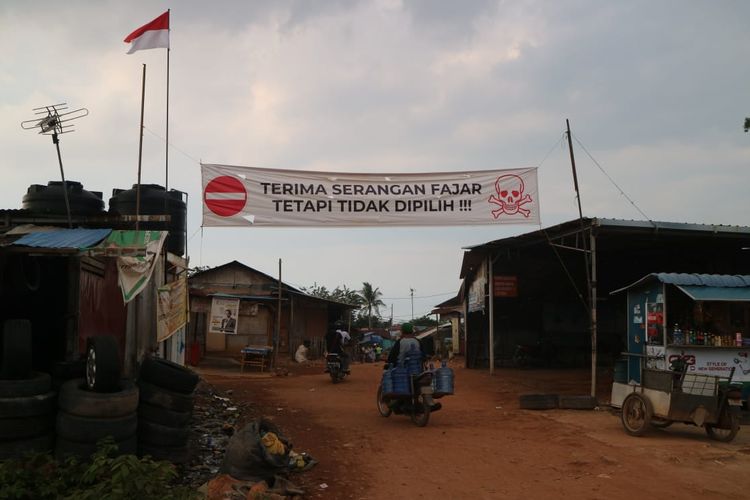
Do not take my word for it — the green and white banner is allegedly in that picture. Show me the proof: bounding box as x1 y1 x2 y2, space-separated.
202 163 540 227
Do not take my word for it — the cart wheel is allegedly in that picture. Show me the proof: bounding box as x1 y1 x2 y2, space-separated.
706 407 740 443
621 393 652 436
410 394 430 427
376 385 391 418
651 417 673 429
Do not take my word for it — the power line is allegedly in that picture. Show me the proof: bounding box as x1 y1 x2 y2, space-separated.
143 125 202 166
572 134 653 224
382 291 456 300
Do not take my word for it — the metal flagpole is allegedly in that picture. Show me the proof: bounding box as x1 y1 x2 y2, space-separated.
136 64 146 231
163 16 171 282
165 8 170 193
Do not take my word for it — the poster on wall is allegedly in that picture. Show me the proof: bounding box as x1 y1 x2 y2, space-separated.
210 297 240 334
157 277 188 342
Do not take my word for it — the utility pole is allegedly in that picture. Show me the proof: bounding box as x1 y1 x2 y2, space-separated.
566 119 597 398
410 288 415 320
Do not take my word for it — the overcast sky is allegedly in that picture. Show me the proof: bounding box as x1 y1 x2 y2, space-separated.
2 1 749 322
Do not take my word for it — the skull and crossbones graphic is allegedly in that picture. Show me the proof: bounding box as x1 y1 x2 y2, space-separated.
488 174 533 218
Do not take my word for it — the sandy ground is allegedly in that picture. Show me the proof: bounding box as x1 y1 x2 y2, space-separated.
197 359 750 500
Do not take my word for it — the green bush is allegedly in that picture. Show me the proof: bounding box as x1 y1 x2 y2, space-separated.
0 439 199 500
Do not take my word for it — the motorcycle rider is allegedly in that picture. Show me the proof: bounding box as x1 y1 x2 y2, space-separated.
386 322 441 412
387 322 421 366
325 322 351 373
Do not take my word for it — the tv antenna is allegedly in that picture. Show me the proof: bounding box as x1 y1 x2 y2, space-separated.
21 103 89 228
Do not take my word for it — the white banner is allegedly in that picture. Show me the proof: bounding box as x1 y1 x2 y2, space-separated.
201 163 540 227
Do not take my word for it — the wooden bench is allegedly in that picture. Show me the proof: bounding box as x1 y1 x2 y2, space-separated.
240 346 273 372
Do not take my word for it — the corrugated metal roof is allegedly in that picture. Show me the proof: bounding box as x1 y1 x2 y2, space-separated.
653 273 750 287
677 286 750 302
462 217 750 251
611 273 750 295
12 228 112 249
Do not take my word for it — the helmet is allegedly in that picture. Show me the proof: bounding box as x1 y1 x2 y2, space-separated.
401 322 414 335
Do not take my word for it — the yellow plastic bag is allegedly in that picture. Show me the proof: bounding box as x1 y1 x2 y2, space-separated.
260 432 285 455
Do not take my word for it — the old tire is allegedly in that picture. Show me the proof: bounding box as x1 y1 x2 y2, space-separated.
706 408 740 443
138 381 194 413
519 394 559 410
0 372 51 398
139 356 199 394
56 435 137 461
138 418 189 447
51 359 86 390
56 411 137 443
138 402 191 427
376 385 392 417
0 433 54 460
558 395 597 410
139 443 190 464
621 393 652 437
1 319 33 380
0 414 54 440
86 336 121 393
58 379 138 418
0 391 56 418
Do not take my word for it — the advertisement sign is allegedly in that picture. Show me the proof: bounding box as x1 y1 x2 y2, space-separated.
202 163 540 227
468 260 487 313
666 348 750 382
626 284 664 383
157 277 188 342
493 276 518 297
210 298 240 334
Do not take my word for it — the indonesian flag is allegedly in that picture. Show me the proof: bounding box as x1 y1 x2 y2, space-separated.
124 11 170 54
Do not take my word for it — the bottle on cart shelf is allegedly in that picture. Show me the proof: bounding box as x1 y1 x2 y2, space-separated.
697 331 704 346
737 332 743 347
672 324 683 345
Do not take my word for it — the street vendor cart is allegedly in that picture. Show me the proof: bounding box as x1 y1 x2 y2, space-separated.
610 273 750 440
619 353 741 441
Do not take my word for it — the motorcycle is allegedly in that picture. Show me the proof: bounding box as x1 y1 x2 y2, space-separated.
513 339 554 368
325 353 347 383
376 364 441 427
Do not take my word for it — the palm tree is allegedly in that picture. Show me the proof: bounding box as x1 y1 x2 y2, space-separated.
360 282 385 329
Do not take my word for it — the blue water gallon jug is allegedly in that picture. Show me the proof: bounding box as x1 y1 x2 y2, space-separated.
405 345 422 376
434 361 454 396
391 367 411 395
381 368 395 396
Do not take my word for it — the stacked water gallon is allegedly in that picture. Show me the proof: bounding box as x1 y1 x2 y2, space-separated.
404 345 422 377
433 360 454 397
380 368 395 396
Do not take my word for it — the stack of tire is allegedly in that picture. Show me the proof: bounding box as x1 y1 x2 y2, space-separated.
137 356 199 464
0 319 56 459
55 336 139 460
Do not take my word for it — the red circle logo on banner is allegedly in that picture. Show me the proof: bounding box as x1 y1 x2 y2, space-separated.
204 176 247 217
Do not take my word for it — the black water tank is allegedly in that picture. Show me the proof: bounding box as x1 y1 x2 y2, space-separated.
22 181 105 215
108 184 187 256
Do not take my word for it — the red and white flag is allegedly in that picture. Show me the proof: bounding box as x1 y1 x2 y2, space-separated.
124 11 170 54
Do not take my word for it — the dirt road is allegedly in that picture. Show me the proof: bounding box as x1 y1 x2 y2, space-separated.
199 361 750 500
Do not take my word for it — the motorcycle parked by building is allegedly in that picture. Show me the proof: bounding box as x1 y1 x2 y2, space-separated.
513 338 554 368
